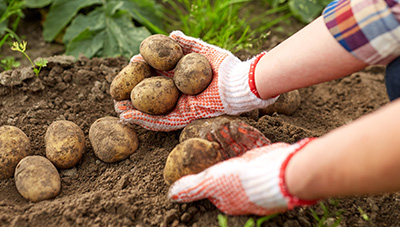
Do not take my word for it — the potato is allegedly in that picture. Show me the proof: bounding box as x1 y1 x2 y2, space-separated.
140 34 183 71
45 120 85 169
110 61 154 101
14 155 61 202
179 115 242 143
173 53 213 95
131 76 180 115
89 116 139 163
180 116 271 159
259 90 301 116
163 138 222 185
0 126 31 179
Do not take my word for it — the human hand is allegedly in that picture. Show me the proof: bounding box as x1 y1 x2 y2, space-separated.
168 138 317 216
114 31 278 131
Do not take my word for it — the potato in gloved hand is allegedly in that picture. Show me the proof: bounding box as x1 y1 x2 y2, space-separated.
163 138 222 185
140 34 183 71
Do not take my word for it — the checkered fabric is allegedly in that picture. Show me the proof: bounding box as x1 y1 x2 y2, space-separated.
323 0 400 65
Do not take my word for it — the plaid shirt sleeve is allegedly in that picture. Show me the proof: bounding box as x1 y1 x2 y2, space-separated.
323 0 400 65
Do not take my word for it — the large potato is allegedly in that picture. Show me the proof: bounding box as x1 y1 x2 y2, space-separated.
179 116 271 159
110 61 154 101
179 115 241 143
0 125 31 179
131 76 180 115
89 116 139 163
163 138 222 185
173 53 212 95
45 120 85 169
14 155 61 202
140 34 183 71
259 90 301 116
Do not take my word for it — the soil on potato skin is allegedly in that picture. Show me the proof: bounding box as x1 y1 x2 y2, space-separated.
1 8 400 227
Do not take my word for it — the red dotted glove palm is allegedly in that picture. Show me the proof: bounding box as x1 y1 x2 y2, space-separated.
114 31 278 131
168 138 317 216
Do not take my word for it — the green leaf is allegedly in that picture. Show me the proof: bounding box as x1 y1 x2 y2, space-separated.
288 0 325 23
122 0 164 33
243 218 255 227
65 29 104 58
65 5 151 59
0 0 7 35
42 0 102 42
63 8 104 44
24 0 52 8
102 11 150 58
217 215 228 227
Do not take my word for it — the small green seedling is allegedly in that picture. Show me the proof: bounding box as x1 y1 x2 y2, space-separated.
0 56 20 71
11 41 47 76
357 207 370 222
218 214 277 227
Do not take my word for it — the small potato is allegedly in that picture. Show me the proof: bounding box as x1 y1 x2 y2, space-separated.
140 34 183 71
89 116 139 163
110 61 154 101
173 53 212 95
14 155 61 202
0 125 31 180
259 90 301 116
45 120 85 169
131 76 180 115
163 138 222 185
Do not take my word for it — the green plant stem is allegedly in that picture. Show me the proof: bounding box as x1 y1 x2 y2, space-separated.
21 51 35 69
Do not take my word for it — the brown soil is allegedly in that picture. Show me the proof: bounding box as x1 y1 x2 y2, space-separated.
1 7 400 227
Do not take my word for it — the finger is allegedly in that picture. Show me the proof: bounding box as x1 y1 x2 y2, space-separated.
169 30 232 57
168 172 214 202
114 100 135 114
119 109 188 131
130 54 144 63
233 122 271 149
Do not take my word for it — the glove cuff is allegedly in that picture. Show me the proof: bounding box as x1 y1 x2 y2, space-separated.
219 52 278 115
241 138 317 214
279 138 319 208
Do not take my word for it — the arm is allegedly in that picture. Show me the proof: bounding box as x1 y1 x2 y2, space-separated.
286 98 400 200
256 0 400 99
255 16 368 99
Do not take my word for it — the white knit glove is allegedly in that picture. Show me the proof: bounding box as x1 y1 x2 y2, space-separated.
114 31 278 131
168 138 318 216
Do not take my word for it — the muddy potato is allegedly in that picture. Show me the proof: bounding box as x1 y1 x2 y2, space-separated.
14 155 61 202
89 116 139 163
259 90 301 116
45 120 85 169
179 115 242 143
140 34 183 71
110 61 154 101
163 138 223 185
131 76 180 115
0 125 31 180
173 53 213 95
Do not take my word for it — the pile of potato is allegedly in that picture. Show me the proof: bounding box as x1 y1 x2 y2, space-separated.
110 34 213 115
0 117 139 202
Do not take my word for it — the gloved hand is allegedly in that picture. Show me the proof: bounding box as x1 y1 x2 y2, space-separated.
114 31 278 131
168 138 318 216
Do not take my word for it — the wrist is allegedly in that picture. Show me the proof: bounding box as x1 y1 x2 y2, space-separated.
219 54 278 115
280 138 319 207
